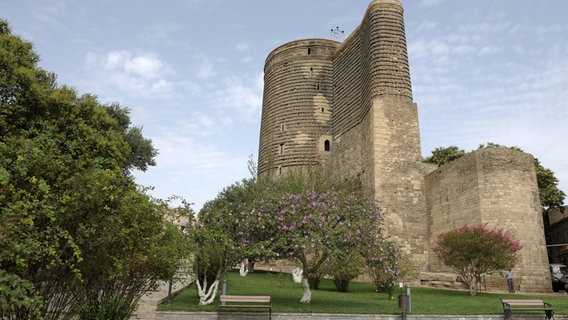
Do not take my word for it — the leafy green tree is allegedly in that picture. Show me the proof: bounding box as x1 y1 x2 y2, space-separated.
0 20 185 319
423 146 465 167
0 270 44 320
321 251 365 293
189 224 238 305
432 224 522 296
191 175 272 305
534 158 565 210
104 103 158 173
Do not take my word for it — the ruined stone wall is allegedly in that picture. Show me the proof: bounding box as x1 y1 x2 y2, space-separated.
425 147 551 292
258 39 339 176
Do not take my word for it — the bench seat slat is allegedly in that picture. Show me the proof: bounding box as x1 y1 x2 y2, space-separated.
220 295 271 303
218 295 272 320
221 304 272 308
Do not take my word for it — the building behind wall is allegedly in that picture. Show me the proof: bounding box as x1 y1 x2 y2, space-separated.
547 207 568 264
257 0 551 292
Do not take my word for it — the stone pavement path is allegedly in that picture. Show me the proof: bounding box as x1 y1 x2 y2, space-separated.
130 277 192 320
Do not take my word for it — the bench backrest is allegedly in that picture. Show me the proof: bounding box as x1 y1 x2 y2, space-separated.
220 295 271 303
502 299 550 308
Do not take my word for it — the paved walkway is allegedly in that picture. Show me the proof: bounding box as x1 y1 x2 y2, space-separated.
130 277 192 320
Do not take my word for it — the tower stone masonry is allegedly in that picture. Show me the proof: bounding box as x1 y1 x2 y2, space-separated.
257 0 551 292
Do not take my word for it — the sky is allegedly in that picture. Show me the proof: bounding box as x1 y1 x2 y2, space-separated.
2 0 567 212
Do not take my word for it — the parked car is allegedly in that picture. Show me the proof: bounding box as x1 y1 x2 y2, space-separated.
550 263 568 292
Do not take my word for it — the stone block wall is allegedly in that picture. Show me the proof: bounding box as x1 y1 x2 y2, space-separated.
425 147 551 292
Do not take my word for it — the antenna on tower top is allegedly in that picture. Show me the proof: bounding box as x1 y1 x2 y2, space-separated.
330 26 345 41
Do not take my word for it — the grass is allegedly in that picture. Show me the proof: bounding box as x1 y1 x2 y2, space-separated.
159 270 568 315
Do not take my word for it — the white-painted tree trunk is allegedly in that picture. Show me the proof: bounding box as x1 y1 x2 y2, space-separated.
196 278 220 305
299 277 312 304
239 259 249 276
292 267 303 283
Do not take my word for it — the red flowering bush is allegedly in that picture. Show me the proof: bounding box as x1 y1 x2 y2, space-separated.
432 224 523 295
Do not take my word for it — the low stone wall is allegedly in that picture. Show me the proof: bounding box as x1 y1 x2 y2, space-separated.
156 312 567 320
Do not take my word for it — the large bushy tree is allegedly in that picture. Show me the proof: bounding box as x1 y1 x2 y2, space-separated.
237 189 399 303
191 180 257 305
423 146 465 167
0 20 185 319
432 224 522 296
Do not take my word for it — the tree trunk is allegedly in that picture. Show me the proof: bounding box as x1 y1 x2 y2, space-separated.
334 279 350 292
300 277 312 304
196 279 220 305
292 268 303 283
239 260 248 277
247 259 256 272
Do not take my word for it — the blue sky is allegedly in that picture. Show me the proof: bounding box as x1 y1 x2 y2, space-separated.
2 0 567 212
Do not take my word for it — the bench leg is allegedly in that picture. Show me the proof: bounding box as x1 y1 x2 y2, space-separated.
545 309 554 320
504 309 512 320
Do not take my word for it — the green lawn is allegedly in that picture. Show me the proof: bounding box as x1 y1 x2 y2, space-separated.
160 270 568 315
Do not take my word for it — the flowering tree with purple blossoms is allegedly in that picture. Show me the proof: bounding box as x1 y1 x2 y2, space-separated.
237 190 399 303
363 239 401 299
432 224 523 296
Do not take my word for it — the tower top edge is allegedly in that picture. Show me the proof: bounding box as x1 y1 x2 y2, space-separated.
369 0 402 5
368 0 403 11
264 38 341 64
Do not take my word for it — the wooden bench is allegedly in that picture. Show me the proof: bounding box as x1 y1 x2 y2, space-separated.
218 295 272 319
501 299 554 320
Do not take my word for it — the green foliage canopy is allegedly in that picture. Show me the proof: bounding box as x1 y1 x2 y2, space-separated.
0 19 185 319
237 189 400 302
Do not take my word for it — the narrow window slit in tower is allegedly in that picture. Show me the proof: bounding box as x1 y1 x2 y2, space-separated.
310 67 313 77
324 140 330 152
307 48 311 55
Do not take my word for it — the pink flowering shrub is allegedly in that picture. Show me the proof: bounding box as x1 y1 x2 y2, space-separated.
432 224 523 296
237 190 400 302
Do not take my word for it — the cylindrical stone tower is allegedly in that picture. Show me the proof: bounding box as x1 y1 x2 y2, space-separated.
365 0 413 99
258 39 340 176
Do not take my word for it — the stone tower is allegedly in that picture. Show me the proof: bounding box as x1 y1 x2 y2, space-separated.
330 0 429 264
257 0 551 292
258 39 340 176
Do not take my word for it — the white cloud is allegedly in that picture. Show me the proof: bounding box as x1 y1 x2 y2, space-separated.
419 0 445 8
235 41 251 52
217 73 263 121
84 50 174 98
194 55 217 79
